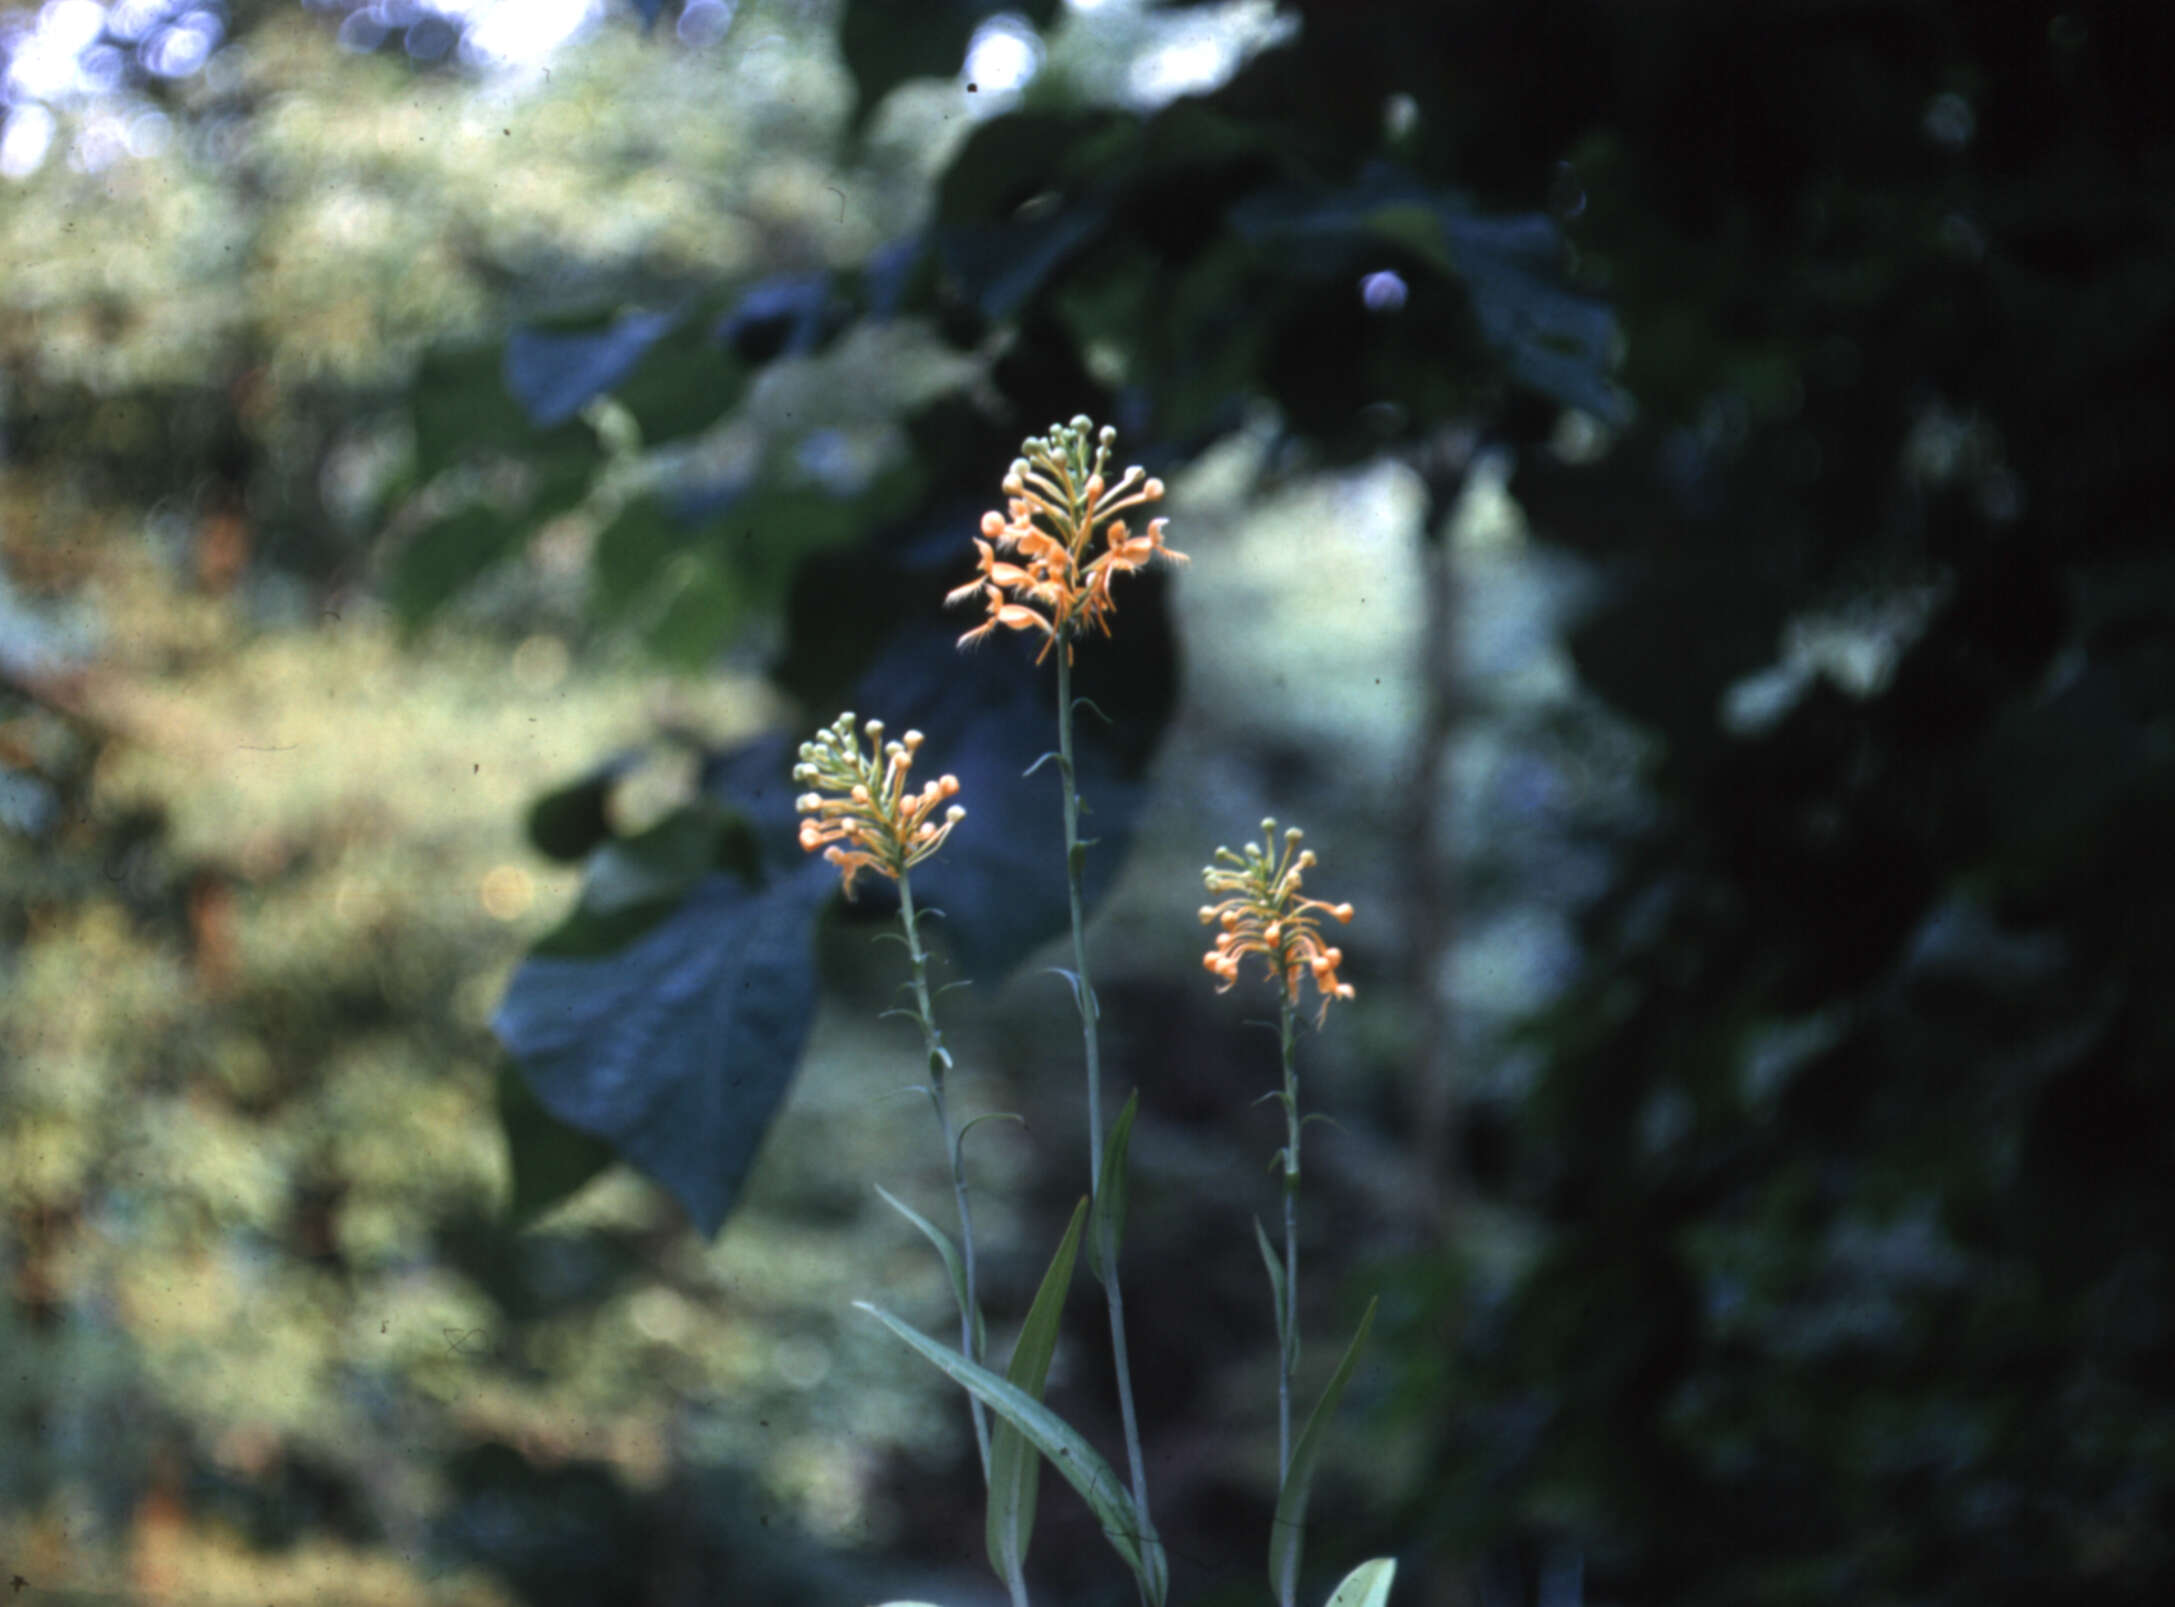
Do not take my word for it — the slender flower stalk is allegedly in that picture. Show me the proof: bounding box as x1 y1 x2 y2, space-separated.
950 418 1184 1595
793 716 997 1490
1199 822 1355 1552
1057 641 1155 1546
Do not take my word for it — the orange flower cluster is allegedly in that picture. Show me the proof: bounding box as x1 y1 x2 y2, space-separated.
946 416 1187 662
794 713 965 899
1199 822 1355 1023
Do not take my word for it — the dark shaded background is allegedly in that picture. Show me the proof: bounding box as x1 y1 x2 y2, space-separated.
4 1 2171 1604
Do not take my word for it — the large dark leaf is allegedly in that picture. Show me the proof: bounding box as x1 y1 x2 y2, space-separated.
495 863 826 1236
1230 168 1630 425
494 1063 619 1228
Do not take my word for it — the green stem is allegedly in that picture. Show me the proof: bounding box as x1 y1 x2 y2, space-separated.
1277 992 1300 1499
1054 641 1157 1570
896 871 994 1487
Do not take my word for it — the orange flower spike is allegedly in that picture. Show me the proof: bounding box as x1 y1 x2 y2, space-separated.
792 713 967 900
1196 821 1356 1023
946 416 1181 659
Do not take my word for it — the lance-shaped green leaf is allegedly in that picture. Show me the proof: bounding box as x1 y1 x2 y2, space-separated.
858 1302 1157 1593
1087 1088 1139 1285
1270 1298 1379 1607
1324 1557 1398 1607
987 1198 1087 1588
874 1184 976 1342
1254 1214 1290 1365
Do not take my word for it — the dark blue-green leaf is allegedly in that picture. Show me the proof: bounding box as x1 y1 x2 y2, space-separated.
497 1061 617 1226
495 864 826 1236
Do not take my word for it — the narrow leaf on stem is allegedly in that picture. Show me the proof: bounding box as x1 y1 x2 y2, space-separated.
857 1302 1158 1593
874 1184 974 1338
1254 1214 1289 1361
987 1198 1088 1587
1087 1089 1139 1285
1269 1297 1379 1607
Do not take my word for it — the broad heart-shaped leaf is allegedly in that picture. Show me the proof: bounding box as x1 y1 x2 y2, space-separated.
1324 1557 1398 1607
1086 1089 1139 1286
858 1302 1164 1601
1270 1298 1379 1607
988 1198 1088 1590
494 863 825 1236
496 1062 616 1227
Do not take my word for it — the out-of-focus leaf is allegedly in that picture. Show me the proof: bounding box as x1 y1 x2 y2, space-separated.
1436 209 1628 426
716 275 840 365
1270 1298 1378 1607
699 729 806 865
504 309 680 430
836 0 1061 135
496 1063 618 1226
614 327 751 446
939 202 1110 321
858 1300 1163 1598
641 554 743 667
987 1197 1088 1588
411 344 598 482
525 752 643 863
934 108 1124 225
591 498 692 622
1324 1557 1398 1607
1230 170 1628 425
495 863 826 1236
386 503 530 631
